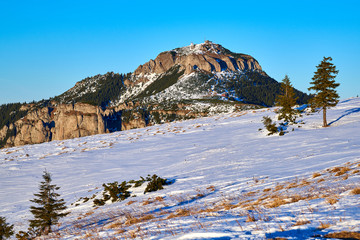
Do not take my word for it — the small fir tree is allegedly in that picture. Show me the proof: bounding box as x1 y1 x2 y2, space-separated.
0 217 14 240
29 171 69 236
308 57 340 127
262 116 278 135
276 75 298 123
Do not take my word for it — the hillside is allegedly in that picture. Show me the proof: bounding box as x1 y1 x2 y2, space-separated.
0 41 311 149
57 41 310 107
1 98 359 239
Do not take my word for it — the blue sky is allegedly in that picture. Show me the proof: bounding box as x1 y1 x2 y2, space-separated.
1 0 359 104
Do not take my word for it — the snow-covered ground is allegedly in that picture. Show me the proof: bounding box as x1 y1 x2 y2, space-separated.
1 98 360 239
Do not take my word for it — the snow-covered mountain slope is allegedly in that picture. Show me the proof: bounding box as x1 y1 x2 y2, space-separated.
1 98 359 239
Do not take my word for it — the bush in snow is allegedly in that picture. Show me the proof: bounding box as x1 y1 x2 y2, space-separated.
94 181 131 206
262 116 278 135
144 175 169 194
0 216 14 240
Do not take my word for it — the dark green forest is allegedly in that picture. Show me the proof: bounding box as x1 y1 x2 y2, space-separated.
55 72 130 107
226 71 311 106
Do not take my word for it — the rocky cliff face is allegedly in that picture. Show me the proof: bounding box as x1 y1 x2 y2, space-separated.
1 100 252 148
1 103 108 147
129 41 261 85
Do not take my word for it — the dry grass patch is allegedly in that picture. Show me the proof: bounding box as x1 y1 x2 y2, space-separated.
331 166 351 176
83 210 94 217
154 196 164 202
126 200 137 206
266 196 287 208
166 208 192 219
245 212 256 222
317 178 325 183
351 187 360 195
286 182 298 189
243 190 258 197
292 219 311 226
106 221 123 229
318 221 332 229
263 188 272 192
326 195 339 205
312 172 322 178
299 179 311 187
274 184 285 191
206 185 216 192
323 231 360 239
125 214 155 226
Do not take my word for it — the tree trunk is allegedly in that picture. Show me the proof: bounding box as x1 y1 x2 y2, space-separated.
323 107 328 127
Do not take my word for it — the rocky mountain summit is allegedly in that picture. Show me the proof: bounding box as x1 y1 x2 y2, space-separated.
133 41 261 78
0 41 310 148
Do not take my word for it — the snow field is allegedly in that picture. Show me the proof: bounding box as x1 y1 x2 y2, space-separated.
0 98 360 239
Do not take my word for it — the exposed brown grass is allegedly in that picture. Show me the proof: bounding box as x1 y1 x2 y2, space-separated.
154 196 164 202
166 208 191 219
318 221 332 229
126 200 137 206
267 196 287 208
317 178 325 183
299 179 311 187
292 219 311 226
331 166 351 176
312 172 322 178
84 210 94 217
326 195 339 205
323 231 360 239
106 221 123 229
125 214 155 226
245 212 256 222
263 188 272 192
274 184 285 191
286 182 298 189
206 185 216 192
351 187 360 195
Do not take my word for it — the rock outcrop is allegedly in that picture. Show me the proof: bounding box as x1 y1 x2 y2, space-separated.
132 41 262 84
1 103 108 147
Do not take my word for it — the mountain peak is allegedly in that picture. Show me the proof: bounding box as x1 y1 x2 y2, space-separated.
172 41 227 56
133 42 262 77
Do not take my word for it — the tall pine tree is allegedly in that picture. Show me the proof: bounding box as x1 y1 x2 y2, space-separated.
308 57 340 127
0 217 14 240
29 171 68 236
276 75 298 123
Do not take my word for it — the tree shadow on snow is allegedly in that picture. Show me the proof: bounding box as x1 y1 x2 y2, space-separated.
329 107 360 126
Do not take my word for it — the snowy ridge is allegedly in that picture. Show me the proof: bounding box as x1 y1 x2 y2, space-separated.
115 73 159 105
1 98 360 239
58 74 106 103
140 70 250 104
172 41 227 56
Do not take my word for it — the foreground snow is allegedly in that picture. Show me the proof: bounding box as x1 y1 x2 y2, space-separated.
1 98 359 239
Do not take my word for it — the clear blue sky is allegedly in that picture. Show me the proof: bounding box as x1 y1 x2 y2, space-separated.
1 0 359 104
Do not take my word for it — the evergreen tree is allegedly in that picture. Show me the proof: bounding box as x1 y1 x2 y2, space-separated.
29 171 69 236
0 217 14 240
262 116 278 135
276 75 298 123
308 57 340 127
